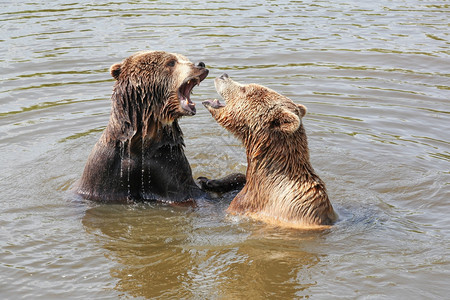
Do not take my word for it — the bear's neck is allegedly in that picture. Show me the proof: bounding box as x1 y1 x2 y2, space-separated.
103 116 184 148
102 91 183 146
244 126 315 180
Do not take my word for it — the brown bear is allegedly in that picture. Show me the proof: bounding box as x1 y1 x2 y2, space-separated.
202 73 337 228
74 51 245 203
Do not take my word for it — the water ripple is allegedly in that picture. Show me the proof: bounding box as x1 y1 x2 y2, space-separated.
1 0 449 299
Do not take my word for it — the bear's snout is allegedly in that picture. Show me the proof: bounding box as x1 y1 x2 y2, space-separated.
219 73 229 80
196 62 206 68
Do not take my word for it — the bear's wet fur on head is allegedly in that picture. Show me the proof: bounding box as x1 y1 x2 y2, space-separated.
203 74 337 228
105 51 208 141
75 51 209 203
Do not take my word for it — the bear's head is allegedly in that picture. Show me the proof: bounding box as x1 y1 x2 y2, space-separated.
203 73 307 140
109 51 208 131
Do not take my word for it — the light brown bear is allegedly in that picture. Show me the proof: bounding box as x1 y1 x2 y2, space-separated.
203 74 337 228
74 51 245 203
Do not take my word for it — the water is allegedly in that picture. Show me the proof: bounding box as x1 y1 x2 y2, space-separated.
1 0 449 298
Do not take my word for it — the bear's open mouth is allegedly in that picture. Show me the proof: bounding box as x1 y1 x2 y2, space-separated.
178 73 208 115
202 99 225 109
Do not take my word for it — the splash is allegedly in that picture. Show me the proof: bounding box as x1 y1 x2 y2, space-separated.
119 138 133 201
126 138 131 199
141 136 145 197
119 140 125 186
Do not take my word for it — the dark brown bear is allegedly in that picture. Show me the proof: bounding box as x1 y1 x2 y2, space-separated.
203 74 337 228
74 51 244 203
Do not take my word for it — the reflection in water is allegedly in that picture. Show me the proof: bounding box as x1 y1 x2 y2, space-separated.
82 203 321 298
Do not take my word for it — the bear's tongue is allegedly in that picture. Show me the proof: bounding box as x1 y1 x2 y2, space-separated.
180 79 197 115
180 96 196 115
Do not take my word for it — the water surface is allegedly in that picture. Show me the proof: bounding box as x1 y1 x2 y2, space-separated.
1 1 449 299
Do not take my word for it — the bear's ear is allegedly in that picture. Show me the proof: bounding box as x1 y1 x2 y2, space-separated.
110 63 122 80
296 103 307 118
271 108 301 133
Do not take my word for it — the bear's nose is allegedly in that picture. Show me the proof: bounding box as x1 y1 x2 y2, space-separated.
219 73 229 80
196 62 206 68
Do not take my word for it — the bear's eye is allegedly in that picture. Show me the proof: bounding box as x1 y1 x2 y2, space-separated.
166 59 177 67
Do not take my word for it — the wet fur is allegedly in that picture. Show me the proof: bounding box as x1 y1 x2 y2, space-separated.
74 51 244 203
204 75 336 227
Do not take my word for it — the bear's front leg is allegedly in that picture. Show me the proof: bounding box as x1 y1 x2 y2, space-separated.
197 173 246 193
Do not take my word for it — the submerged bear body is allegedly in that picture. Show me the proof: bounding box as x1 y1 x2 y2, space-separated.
77 123 203 203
